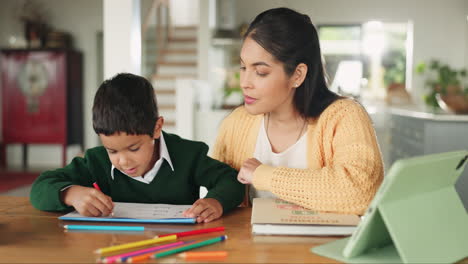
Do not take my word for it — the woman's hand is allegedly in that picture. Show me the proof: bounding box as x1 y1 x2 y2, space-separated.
61 185 114 217
183 198 223 223
237 158 262 184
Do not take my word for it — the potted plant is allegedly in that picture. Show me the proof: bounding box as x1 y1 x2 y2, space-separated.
383 52 405 88
222 70 243 108
415 59 468 114
17 0 50 48
383 51 411 104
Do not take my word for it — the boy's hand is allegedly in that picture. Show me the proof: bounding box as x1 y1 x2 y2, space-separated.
61 185 114 217
183 198 223 223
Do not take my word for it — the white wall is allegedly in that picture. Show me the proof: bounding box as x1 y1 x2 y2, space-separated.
198 0 211 81
0 0 102 167
465 1 468 71
234 0 468 106
170 0 199 26
103 0 141 78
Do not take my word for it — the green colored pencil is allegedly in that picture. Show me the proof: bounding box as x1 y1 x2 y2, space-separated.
152 235 227 259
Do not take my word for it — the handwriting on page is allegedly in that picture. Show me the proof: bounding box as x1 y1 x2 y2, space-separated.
63 202 192 219
112 203 192 219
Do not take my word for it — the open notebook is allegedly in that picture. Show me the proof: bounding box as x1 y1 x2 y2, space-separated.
59 202 196 224
312 150 468 263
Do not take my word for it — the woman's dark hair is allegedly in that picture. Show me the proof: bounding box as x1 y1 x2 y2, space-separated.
244 7 340 118
92 73 159 137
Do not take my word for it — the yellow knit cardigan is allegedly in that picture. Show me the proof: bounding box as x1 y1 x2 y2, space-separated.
212 98 384 215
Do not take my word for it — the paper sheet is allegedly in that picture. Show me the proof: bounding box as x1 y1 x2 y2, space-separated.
61 202 193 219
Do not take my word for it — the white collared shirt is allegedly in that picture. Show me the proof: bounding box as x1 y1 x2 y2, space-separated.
111 133 174 184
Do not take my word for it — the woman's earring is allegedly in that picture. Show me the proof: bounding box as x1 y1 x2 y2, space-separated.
295 83 299 87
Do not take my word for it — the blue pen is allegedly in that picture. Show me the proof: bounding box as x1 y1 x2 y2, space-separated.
63 225 145 231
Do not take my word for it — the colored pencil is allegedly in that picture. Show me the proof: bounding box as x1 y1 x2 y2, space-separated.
100 241 186 264
156 226 225 238
179 251 228 260
125 241 197 263
93 182 102 191
92 182 114 216
94 234 176 254
64 225 144 232
125 253 152 263
119 241 194 263
152 235 227 259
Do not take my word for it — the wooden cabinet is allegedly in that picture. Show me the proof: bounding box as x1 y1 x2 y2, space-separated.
0 49 83 167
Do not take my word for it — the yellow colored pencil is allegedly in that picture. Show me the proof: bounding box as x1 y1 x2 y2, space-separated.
94 234 177 255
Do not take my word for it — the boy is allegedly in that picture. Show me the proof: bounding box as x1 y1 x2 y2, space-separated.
30 73 244 223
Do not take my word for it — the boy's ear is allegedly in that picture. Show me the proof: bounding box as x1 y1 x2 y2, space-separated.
153 117 164 139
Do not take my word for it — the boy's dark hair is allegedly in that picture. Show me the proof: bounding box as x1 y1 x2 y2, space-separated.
92 73 159 137
244 7 340 118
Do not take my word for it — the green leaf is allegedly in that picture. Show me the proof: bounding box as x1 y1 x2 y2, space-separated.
415 62 426 74
429 60 439 70
414 59 467 107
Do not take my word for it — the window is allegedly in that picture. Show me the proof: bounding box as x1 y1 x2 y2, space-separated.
319 22 411 100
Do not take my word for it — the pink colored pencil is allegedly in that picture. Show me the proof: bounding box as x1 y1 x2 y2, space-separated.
93 182 102 191
100 241 186 263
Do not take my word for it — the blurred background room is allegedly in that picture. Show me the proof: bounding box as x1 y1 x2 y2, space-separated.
0 0 467 198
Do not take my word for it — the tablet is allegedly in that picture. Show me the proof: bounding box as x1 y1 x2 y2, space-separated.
312 150 468 263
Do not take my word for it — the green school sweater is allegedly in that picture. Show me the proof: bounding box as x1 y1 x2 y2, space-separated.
30 132 244 213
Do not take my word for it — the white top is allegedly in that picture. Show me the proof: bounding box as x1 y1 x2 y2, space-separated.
251 116 308 200
111 132 174 184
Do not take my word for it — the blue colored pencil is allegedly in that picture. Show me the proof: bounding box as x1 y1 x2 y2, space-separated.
64 225 144 231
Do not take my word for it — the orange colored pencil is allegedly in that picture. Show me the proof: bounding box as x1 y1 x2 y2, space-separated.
179 251 228 260
125 252 152 263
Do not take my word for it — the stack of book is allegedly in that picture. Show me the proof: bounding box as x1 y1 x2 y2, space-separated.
251 198 360 236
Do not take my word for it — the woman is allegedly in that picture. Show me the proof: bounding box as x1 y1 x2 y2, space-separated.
212 7 383 215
